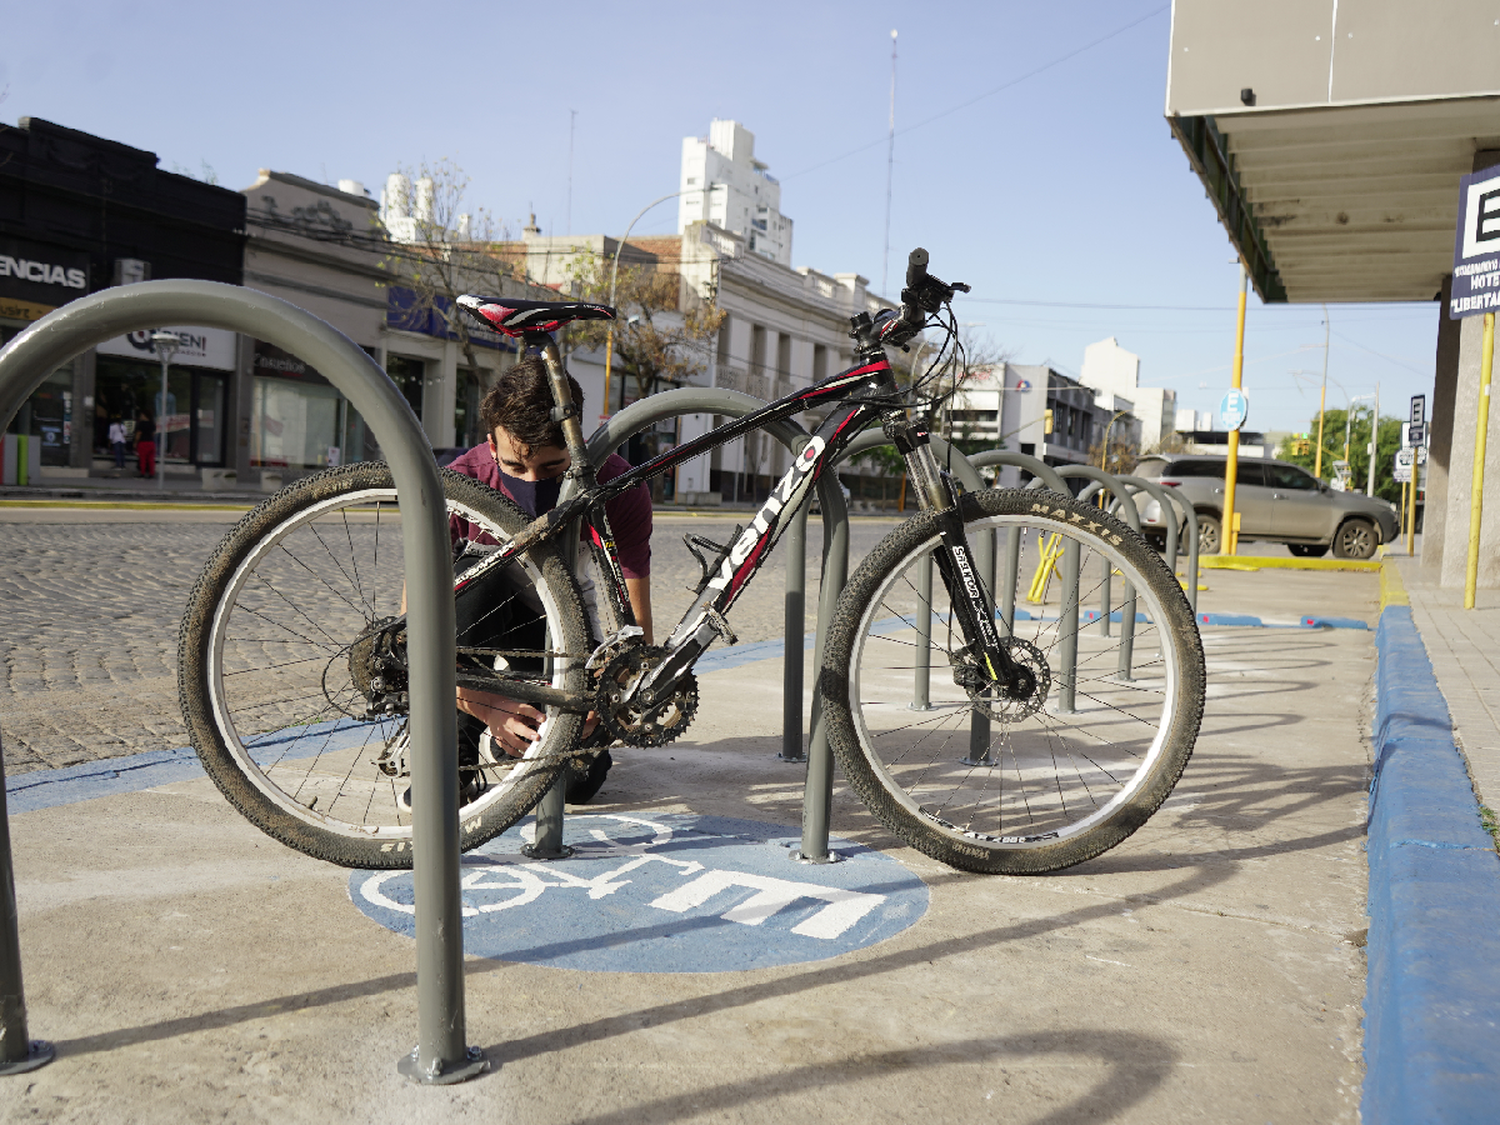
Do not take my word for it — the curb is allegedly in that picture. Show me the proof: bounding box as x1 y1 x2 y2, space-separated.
1198 554 1383 572
1364 577 1500 1121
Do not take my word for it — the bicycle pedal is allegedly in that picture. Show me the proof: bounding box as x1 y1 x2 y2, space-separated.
702 606 738 647
683 527 743 593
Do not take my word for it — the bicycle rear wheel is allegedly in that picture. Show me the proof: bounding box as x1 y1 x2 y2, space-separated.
178 463 589 868
820 488 1205 874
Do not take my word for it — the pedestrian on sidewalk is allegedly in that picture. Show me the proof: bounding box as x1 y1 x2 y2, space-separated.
107 416 127 471
135 412 157 478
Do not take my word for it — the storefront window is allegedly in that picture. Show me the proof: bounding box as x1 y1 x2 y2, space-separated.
386 355 426 417
2 325 75 466
196 375 224 465
95 357 225 467
455 366 484 449
252 376 342 470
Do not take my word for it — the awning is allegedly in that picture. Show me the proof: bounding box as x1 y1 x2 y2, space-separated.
1171 96 1500 303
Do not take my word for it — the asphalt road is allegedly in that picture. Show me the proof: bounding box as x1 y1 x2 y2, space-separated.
0 504 903 773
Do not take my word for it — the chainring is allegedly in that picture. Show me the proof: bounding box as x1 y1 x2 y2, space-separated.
596 645 699 748
965 637 1052 723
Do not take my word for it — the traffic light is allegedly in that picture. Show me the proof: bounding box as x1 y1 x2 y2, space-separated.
1043 409 1054 435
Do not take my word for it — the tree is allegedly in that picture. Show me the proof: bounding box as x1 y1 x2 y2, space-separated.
379 159 520 379
1279 407 1405 503
564 249 725 411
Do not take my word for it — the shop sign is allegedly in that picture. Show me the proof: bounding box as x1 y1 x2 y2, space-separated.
1450 167 1500 319
0 237 90 306
0 297 56 325
252 339 330 385
97 326 237 371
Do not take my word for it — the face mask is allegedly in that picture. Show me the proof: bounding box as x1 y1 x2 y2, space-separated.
498 468 563 518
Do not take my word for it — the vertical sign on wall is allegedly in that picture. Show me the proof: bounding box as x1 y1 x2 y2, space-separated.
1451 168 1500 320
1451 167 1500 607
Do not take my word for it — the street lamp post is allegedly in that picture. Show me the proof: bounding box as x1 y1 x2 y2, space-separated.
150 331 181 491
1100 408 1133 472
1315 304 1330 479
602 189 694 420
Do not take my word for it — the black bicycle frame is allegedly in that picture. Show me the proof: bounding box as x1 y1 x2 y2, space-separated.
457 339 1020 712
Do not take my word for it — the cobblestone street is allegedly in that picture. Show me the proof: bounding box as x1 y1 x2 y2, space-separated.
0 503 898 773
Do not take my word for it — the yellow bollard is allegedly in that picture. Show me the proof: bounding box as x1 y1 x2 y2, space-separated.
1026 533 1064 604
1465 311 1496 609
1406 473 1417 557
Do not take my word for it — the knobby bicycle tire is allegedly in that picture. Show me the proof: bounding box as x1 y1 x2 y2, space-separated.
177 463 590 869
820 487 1205 874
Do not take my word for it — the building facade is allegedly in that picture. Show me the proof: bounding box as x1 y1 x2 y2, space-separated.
678 120 792 267
1078 337 1175 452
0 117 245 479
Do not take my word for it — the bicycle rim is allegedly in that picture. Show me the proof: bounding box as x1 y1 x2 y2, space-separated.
830 494 1203 873
194 477 581 860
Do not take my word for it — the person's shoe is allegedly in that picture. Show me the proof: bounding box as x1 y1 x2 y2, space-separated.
398 770 486 813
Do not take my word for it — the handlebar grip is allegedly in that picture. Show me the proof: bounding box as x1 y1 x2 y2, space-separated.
906 248 929 289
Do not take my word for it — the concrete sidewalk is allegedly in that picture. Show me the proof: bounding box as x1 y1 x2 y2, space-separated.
1394 558 1500 819
1 561 1379 1123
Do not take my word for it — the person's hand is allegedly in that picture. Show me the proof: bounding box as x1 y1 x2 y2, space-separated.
456 686 545 757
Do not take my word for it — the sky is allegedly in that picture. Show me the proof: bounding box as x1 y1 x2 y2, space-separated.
1 0 1441 436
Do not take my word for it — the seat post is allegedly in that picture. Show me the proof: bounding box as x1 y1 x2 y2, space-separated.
532 333 598 491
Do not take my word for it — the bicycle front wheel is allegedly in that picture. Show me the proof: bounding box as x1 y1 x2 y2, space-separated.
178 463 589 869
821 488 1205 874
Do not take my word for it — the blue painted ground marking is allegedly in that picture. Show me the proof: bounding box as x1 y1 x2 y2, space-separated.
5 716 401 814
1363 605 1500 1123
349 813 929 972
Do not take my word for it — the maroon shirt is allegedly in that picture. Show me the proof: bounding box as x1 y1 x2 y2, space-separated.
446 444 652 579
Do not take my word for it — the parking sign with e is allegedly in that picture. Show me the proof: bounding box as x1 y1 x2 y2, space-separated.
1450 169 1500 319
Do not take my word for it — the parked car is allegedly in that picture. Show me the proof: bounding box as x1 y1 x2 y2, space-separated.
1134 453 1398 559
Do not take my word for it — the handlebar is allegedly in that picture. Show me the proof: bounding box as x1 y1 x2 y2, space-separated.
876 247 970 348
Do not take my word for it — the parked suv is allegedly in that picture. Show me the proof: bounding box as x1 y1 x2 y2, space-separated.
1134 454 1398 559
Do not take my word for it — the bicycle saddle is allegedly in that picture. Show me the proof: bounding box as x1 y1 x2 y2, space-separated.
457 294 616 337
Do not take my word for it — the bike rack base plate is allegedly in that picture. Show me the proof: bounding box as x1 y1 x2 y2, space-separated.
0 1041 55 1076
397 1045 489 1085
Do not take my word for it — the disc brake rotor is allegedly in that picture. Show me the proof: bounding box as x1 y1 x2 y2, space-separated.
964 637 1052 723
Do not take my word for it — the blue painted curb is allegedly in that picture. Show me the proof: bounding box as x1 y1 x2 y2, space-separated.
1364 605 1500 1123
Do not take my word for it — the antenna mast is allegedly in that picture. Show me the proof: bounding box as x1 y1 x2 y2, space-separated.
882 29 898 297
566 109 577 236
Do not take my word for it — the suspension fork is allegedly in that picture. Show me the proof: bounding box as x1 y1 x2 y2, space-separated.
885 414 1027 694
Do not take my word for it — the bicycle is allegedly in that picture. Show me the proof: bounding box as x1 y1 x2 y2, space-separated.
177 249 1206 875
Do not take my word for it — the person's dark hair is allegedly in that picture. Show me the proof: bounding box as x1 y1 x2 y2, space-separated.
479 355 584 452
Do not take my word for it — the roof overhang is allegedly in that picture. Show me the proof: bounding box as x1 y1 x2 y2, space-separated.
1170 96 1500 304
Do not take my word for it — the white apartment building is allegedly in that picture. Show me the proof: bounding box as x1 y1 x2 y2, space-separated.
678 120 793 268
1078 337 1174 452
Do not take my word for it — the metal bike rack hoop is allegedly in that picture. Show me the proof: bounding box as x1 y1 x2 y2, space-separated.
0 281 483 1085
965 449 1070 495
1120 475 1200 613
586 388 851 863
